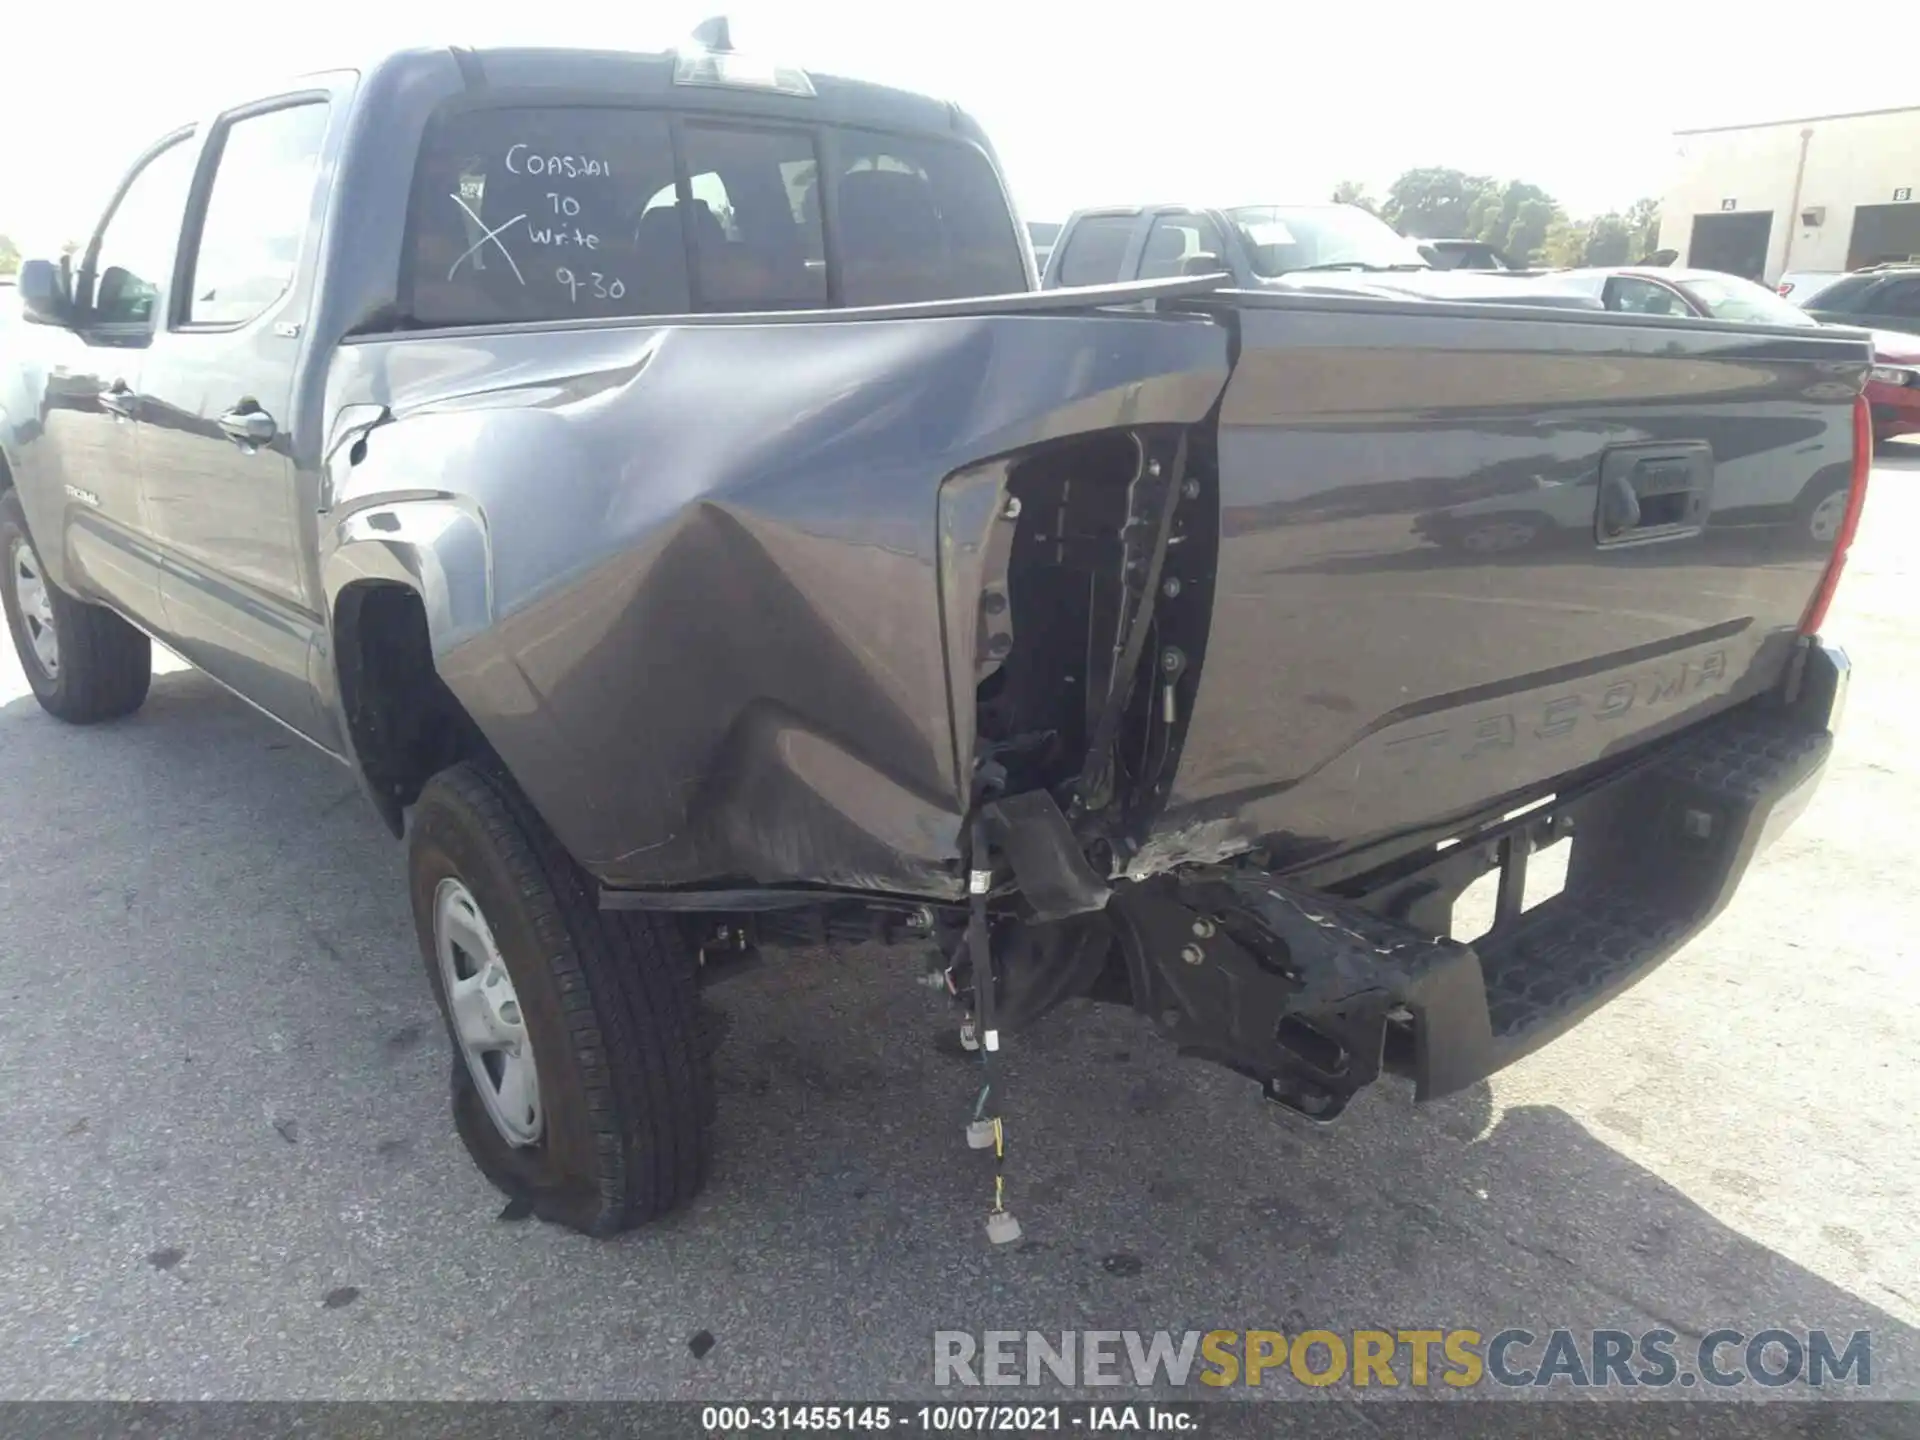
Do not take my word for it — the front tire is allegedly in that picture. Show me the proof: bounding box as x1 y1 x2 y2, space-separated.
408 762 713 1235
1 490 150 722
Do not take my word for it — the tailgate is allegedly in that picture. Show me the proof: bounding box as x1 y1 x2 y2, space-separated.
1140 293 1870 872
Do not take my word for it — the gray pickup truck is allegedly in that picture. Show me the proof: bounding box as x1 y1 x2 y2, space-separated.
0 35 1868 1241
1042 201 1433 289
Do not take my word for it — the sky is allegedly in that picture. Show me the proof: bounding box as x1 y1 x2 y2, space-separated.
3 0 1916 255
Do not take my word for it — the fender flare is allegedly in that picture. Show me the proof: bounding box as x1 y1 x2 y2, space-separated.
320 495 503 834
321 494 495 661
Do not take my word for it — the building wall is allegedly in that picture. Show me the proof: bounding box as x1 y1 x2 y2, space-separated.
1658 107 1920 282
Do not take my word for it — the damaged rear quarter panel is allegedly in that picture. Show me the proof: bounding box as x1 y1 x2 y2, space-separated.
325 310 1228 895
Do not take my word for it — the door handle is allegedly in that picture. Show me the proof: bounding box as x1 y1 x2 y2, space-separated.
1595 442 1714 545
100 380 136 420
218 406 277 449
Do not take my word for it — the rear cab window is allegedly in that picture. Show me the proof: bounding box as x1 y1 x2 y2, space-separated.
1053 215 1135 287
402 103 1026 327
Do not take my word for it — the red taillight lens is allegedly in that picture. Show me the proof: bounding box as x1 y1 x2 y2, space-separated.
1777 282 1794 295
1799 394 1873 635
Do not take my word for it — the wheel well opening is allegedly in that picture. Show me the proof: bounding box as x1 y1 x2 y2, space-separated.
334 582 490 834
974 423 1215 835
975 429 1141 798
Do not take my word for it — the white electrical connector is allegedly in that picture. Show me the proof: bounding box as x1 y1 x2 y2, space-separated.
983 1029 1001 1052
966 1119 997 1149
986 1210 1023 1245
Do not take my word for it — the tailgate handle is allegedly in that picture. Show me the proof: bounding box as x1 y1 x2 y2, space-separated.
1596 443 1713 545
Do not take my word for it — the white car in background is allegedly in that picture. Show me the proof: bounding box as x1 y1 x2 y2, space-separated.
1776 270 1844 302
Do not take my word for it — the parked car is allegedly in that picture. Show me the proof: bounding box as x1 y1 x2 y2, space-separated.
1041 201 1431 288
1039 203 1610 314
1516 266 1918 445
0 39 1868 1242
1863 332 1920 443
1776 269 1845 303
1797 263 1920 336
1411 439 1856 555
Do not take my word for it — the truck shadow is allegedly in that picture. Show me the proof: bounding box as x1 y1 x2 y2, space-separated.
706 965 1919 1400
1 666 1912 1401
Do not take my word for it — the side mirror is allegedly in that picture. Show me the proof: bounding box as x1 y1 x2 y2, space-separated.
1181 252 1227 278
16 258 74 326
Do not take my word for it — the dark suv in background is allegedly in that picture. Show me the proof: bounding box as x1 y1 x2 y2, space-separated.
1798 264 1920 333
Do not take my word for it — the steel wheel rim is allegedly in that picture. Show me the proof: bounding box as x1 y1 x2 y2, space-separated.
10 540 58 678
1809 489 1847 544
433 877 543 1147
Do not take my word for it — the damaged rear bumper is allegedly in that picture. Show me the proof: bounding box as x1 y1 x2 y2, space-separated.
1106 640 1847 1117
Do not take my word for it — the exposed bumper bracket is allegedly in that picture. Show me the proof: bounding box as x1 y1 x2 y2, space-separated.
1111 875 1489 1120
1109 647 1846 1114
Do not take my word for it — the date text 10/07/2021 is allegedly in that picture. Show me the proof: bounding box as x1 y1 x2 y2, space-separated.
701 1405 1199 1433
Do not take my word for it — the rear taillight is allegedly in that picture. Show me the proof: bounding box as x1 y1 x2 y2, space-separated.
1799 394 1873 635
1777 282 1794 295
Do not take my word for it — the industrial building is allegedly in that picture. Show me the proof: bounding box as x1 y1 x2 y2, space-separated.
1657 104 1920 284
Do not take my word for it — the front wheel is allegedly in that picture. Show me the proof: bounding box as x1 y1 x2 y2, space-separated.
407 762 714 1234
1 490 150 722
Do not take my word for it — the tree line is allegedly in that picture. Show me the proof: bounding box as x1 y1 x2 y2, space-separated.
2 166 1659 285
1333 169 1662 268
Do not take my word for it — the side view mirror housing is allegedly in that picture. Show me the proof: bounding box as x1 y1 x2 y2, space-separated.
1181 252 1228 279
16 257 74 326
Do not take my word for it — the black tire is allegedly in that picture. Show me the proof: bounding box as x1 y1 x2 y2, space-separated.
0 489 150 722
408 761 713 1235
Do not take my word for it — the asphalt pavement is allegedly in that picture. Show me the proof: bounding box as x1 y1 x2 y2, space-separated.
1 449 1916 1409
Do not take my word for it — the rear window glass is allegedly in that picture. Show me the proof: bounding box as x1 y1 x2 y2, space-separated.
829 128 1027 305
678 122 827 310
1808 274 1884 312
1054 216 1134 286
403 105 1025 327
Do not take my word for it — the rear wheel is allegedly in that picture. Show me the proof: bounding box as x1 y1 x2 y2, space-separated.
1803 481 1850 548
407 761 713 1234
0 490 150 722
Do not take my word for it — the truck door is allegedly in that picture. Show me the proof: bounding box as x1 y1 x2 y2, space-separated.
22 131 200 635
138 93 334 743
1043 213 1143 289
